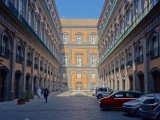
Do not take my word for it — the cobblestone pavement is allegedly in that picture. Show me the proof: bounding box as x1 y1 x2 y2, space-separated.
0 91 143 120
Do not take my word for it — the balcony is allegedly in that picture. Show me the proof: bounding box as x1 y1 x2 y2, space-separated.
137 55 143 64
98 0 157 66
116 67 119 72
16 54 23 63
34 64 38 69
26 60 32 66
40 67 43 71
150 47 159 59
0 0 59 64
127 60 132 67
0 46 10 58
121 64 124 70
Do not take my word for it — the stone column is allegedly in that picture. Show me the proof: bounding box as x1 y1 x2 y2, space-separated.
46 61 48 88
114 58 117 90
37 54 41 88
30 50 35 94
10 33 17 100
132 43 136 91
42 58 45 88
21 44 27 97
118 55 122 90
124 50 128 90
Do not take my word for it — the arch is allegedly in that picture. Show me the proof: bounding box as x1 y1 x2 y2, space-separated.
137 71 145 92
0 66 9 102
14 70 22 99
128 74 133 91
150 67 160 92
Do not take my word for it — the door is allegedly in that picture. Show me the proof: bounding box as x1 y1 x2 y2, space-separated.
0 78 4 102
112 92 125 108
14 79 18 99
102 88 109 97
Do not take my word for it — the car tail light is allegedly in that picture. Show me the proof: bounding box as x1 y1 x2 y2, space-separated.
149 104 158 110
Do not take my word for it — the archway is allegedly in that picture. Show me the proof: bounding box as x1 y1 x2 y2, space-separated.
152 70 160 92
138 73 145 92
25 74 30 95
129 75 133 90
0 68 7 102
14 70 21 99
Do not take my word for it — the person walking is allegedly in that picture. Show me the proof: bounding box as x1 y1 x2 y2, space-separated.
37 87 41 99
44 88 49 103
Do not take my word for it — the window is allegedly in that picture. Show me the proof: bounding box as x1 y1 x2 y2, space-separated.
138 46 142 56
16 45 22 62
91 83 95 87
120 20 124 35
77 35 82 44
1 35 8 56
77 73 81 79
126 10 131 29
77 56 82 67
63 56 67 66
152 36 158 56
91 56 96 67
27 52 30 60
115 28 118 41
126 92 134 98
114 92 124 98
91 73 95 79
28 11 31 25
91 36 95 44
35 21 38 34
128 53 132 61
63 35 67 44
19 0 22 15
63 73 67 79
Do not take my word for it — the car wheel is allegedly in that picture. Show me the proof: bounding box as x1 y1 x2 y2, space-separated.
97 94 102 99
101 104 110 111
156 115 160 120
134 108 139 116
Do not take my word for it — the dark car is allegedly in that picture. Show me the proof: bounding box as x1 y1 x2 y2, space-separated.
100 90 144 111
139 93 160 120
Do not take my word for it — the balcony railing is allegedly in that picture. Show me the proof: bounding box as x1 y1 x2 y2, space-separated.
150 47 159 59
137 55 143 64
16 54 23 63
40 67 43 71
121 64 124 70
34 64 38 69
112 70 114 73
26 60 32 66
127 60 132 67
98 0 158 66
1 0 60 64
116 67 119 72
0 46 10 57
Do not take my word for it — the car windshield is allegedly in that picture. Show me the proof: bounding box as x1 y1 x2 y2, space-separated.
143 97 156 104
137 95 146 102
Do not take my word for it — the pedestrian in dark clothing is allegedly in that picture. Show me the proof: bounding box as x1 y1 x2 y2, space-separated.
44 88 49 103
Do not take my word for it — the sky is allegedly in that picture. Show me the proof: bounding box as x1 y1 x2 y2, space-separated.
55 0 105 19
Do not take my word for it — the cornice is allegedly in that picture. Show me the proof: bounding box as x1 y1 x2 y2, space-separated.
62 26 97 29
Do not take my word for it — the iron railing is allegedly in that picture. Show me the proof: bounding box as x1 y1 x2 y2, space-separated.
116 67 119 72
150 47 159 59
34 64 38 69
16 54 23 63
98 0 158 66
137 55 143 64
121 64 124 70
26 60 32 66
127 60 132 67
0 46 10 57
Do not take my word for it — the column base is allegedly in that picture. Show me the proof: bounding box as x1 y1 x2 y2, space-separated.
9 91 15 101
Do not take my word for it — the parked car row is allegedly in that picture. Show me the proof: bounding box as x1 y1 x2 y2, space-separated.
97 88 160 120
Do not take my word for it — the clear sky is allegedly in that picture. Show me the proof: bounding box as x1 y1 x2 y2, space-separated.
55 0 105 19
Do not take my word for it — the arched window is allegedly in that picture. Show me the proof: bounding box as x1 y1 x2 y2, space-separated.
120 20 124 36
91 73 96 79
16 45 22 62
126 10 131 30
150 36 158 58
63 73 67 79
1 35 9 56
26 52 32 66
121 58 124 70
137 45 143 63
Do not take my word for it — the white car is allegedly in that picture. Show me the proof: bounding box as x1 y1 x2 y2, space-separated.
95 87 112 99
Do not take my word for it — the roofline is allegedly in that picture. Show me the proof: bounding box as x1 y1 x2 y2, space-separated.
97 0 107 27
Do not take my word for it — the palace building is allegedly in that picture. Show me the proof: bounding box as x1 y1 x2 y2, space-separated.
0 0 61 102
1 0 160 102
60 19 99 90
98 0 160 93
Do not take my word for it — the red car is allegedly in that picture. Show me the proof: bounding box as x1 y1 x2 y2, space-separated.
100 90 143 111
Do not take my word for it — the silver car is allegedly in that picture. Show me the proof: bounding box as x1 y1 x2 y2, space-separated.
139 93 160 120
95 87 112 99
122 95 146 116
